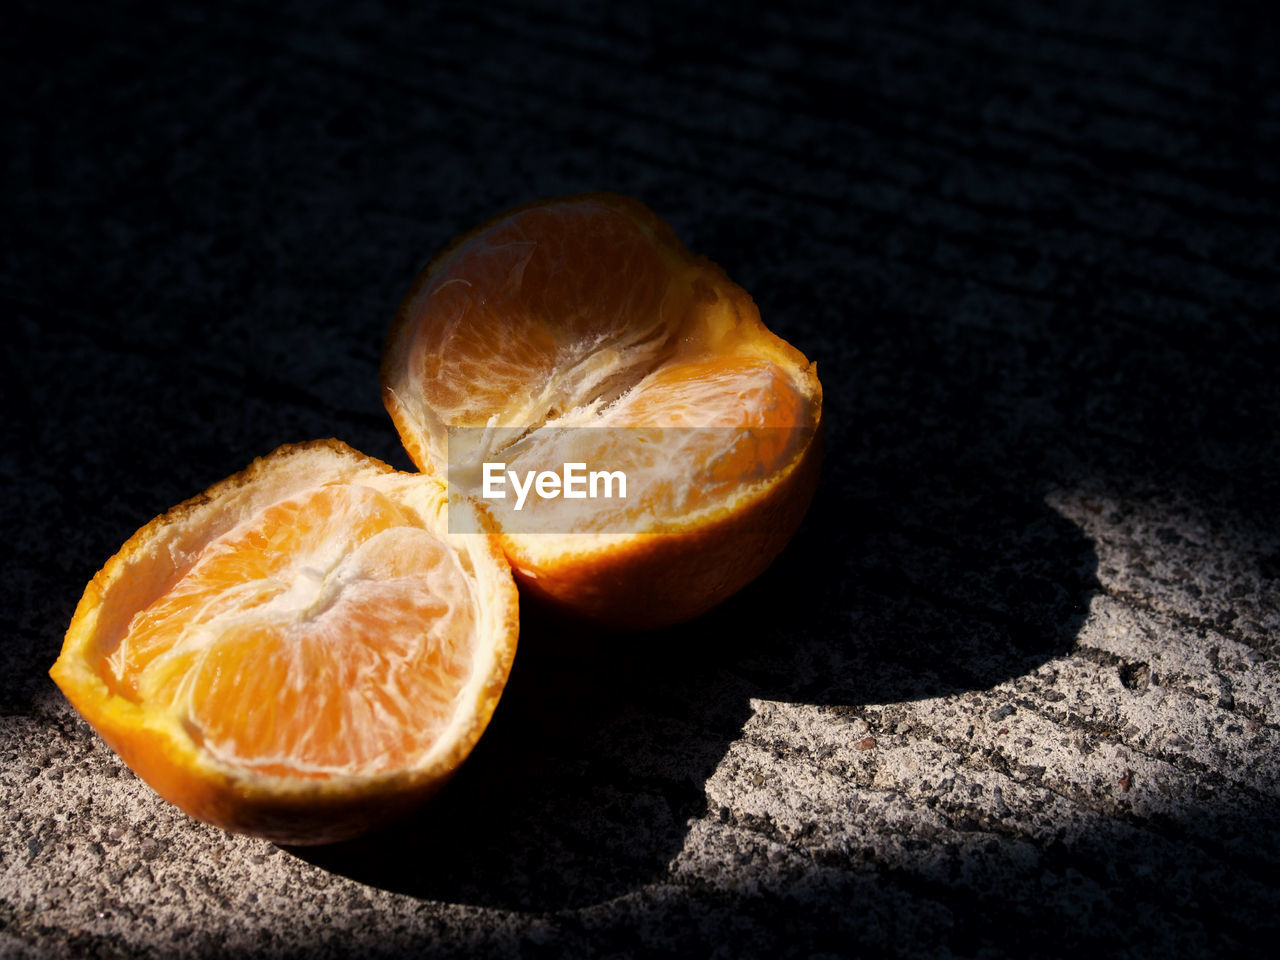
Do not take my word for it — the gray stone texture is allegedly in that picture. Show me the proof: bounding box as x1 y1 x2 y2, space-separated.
3 0 1278 956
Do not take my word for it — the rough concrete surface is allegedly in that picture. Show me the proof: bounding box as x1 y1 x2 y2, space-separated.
4 0 1279 956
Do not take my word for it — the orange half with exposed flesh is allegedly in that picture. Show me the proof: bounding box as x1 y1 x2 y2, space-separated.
51 440 518 844
382 193 823 627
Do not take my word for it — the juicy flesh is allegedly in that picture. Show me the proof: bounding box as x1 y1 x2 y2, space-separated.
494 358 810 531
103 485 477 779
409 203 679 433
399 199 818 531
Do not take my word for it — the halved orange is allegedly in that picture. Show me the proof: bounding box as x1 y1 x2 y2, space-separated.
52 194 821 842
382 193 823 627
50 440 518 844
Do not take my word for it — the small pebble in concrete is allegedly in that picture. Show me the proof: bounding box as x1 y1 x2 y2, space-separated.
989 705 1016 722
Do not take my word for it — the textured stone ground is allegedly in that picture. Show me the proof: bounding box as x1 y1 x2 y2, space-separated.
4 1 1278 956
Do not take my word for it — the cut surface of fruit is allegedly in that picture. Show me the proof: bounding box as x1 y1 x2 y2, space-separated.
382 193 823 626
51 440 518 844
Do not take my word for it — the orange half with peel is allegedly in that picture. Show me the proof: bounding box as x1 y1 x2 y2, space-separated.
51 440 518 844
382 193 824 627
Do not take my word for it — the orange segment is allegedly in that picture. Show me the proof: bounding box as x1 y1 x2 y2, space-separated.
106 487 478 780
402 200 680 435
607 356 807 427
51 440 518 843
382 193 824 626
